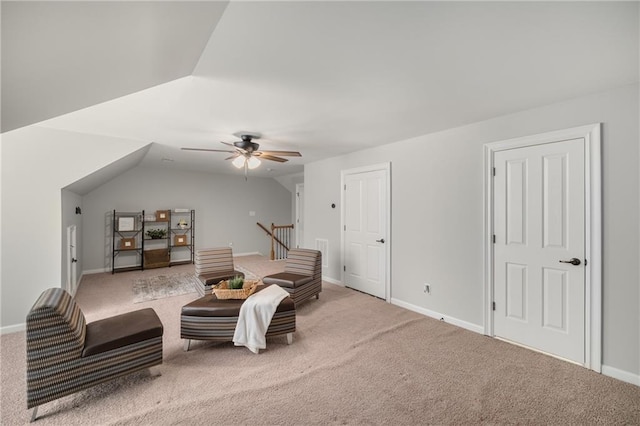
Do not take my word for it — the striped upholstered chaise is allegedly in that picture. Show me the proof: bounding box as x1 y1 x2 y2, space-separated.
26 288 163 421
195 247 244 297
180 284 296 352
262 248 322 305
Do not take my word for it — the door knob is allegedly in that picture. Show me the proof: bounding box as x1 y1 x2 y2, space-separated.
376 238 385 243
71 258 78 263
559 258 581 266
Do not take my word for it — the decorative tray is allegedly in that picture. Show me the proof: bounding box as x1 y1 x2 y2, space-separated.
212 279 259 299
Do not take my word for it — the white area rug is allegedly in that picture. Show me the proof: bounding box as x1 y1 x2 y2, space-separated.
234 265 259 280
132 272 199 303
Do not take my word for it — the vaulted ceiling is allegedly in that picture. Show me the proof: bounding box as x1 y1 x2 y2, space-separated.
2 1 638 178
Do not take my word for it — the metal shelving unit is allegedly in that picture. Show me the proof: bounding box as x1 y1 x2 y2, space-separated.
111 209 195 273
112 210 144 273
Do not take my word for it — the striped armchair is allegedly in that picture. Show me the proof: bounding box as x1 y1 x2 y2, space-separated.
195 247 244 296
262 248 322 305
26 288 163 421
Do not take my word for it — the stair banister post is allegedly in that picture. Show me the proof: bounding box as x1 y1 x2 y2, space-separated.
270 223 275 261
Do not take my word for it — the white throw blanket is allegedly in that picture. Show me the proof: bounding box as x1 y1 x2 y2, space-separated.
233 284 290 354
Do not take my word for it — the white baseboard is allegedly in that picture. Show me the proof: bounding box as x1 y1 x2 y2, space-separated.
602 365 640 387
234 252 262 257
390 298 485 335
1 322 25 335
83 267 109 275
84 259 201 276
323 276 343 285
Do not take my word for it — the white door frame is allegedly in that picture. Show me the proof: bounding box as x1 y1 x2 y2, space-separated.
295 183 304 248
341 162 391 302
483 123 601 372
66 225 78 296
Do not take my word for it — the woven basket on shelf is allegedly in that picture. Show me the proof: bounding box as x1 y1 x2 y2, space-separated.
212 279 259 300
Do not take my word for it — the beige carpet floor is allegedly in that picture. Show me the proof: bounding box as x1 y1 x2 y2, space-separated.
1 255 639 425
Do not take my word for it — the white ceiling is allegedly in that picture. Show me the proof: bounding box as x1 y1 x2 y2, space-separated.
3 1 638 179
1 1 226 132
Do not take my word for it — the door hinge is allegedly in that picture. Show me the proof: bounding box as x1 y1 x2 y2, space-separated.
492 302 496 311
493 167 496 176
492 234 496 244
344 184 346 190
344 225 346 231
343 265 346 272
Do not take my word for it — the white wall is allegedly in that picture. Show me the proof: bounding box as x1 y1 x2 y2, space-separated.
304 84 640 378
0 126 148 330
274 172 304 247
274 172 304 194
81 166 292 272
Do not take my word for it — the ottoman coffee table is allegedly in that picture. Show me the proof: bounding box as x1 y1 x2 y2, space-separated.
180 284 296 352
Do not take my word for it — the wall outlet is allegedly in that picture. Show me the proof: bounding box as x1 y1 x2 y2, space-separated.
424 283 431 294
249 211 256 217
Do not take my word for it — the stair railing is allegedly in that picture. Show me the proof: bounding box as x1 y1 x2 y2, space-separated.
256 222 294 260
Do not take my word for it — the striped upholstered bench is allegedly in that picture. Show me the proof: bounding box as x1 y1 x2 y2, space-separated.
26 288 163 421
180 284 295 352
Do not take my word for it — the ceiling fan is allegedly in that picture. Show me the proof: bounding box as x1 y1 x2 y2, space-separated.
181 134 302 179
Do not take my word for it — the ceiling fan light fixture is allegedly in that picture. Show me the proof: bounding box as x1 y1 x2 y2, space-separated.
183 133 301 177
247 156 261 169
232 156 245 168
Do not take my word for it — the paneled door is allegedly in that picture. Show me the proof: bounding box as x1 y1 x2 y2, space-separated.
343 167 388 299
493 138 585 363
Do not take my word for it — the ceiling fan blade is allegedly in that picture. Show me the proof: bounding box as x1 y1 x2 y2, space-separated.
258 154 288 163
181 148 236 153
257 150 302 157
221 141 247 154
224 153 241 161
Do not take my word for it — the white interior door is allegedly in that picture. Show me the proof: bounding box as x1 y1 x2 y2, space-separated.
493 138 585 363
343 168 388 299
295 183 304 248
67 225 78 295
